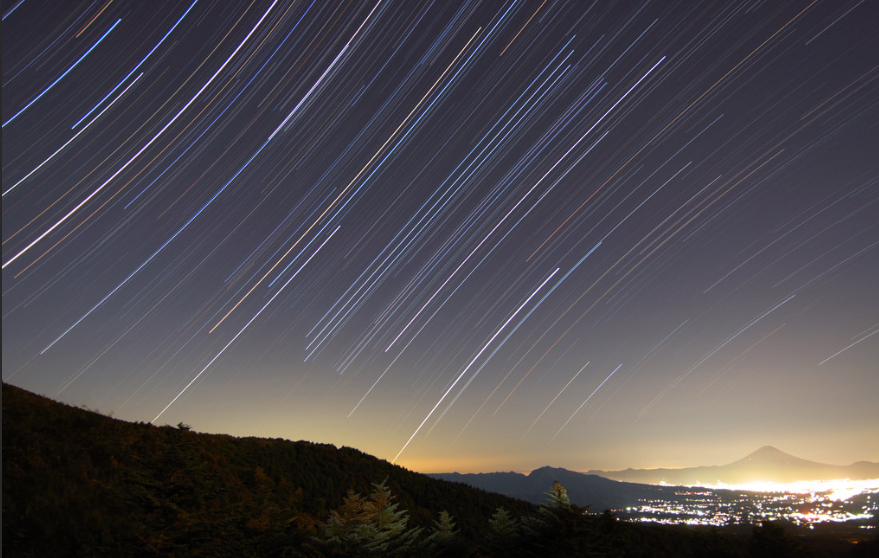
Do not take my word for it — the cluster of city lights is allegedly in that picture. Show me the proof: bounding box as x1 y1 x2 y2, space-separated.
697 478 879 501
625 479 879 527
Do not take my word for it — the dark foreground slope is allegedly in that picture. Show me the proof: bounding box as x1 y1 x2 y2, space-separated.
3 382 535 556
4 383 877 558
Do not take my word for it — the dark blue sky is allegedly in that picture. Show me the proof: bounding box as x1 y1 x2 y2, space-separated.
3 0 877 473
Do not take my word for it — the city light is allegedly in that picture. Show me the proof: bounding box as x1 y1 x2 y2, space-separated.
623 479 879 526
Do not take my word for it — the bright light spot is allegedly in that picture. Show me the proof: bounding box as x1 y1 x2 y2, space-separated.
695 478 879 501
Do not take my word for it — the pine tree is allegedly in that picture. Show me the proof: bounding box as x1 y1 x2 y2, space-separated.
489 506 518 536
430 510 458 544
424 510 463 557
546 480 571 508
321 489 368 551
319 479 421 556
484 506 522 556
520 482 595 557
361 479 422 555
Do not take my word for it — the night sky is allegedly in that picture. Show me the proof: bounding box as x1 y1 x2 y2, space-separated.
3 0 878 475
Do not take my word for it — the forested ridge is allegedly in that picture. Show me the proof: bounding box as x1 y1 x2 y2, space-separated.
3 383 876 557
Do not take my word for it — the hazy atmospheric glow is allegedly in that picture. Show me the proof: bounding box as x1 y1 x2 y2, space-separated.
698 479 879 501
3 0 878 474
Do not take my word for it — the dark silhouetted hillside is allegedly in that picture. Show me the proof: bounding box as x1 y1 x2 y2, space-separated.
2 382 536 556
5 382 876 557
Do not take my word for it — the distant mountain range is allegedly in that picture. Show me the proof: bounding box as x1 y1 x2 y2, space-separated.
5 383 878 556
430 446 879 510
586 445 879 486
429 466 680 510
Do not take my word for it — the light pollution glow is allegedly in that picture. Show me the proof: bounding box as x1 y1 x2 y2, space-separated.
695 478 879 502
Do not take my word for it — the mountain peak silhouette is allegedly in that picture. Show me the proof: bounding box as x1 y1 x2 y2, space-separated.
746 445 789 459
584 446 879 485
734 445 816 468
753 444 783 454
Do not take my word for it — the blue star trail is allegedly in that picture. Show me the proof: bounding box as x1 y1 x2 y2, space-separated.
3 0 877 473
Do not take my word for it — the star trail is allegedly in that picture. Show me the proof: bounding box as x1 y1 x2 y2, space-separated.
3 0 877 473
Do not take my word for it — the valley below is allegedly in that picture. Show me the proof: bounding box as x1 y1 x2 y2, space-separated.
430 447 879 530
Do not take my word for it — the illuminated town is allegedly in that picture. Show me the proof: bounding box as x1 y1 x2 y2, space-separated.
621 479 879 528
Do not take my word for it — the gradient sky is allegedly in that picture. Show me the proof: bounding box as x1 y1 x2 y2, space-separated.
3 0 877 474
